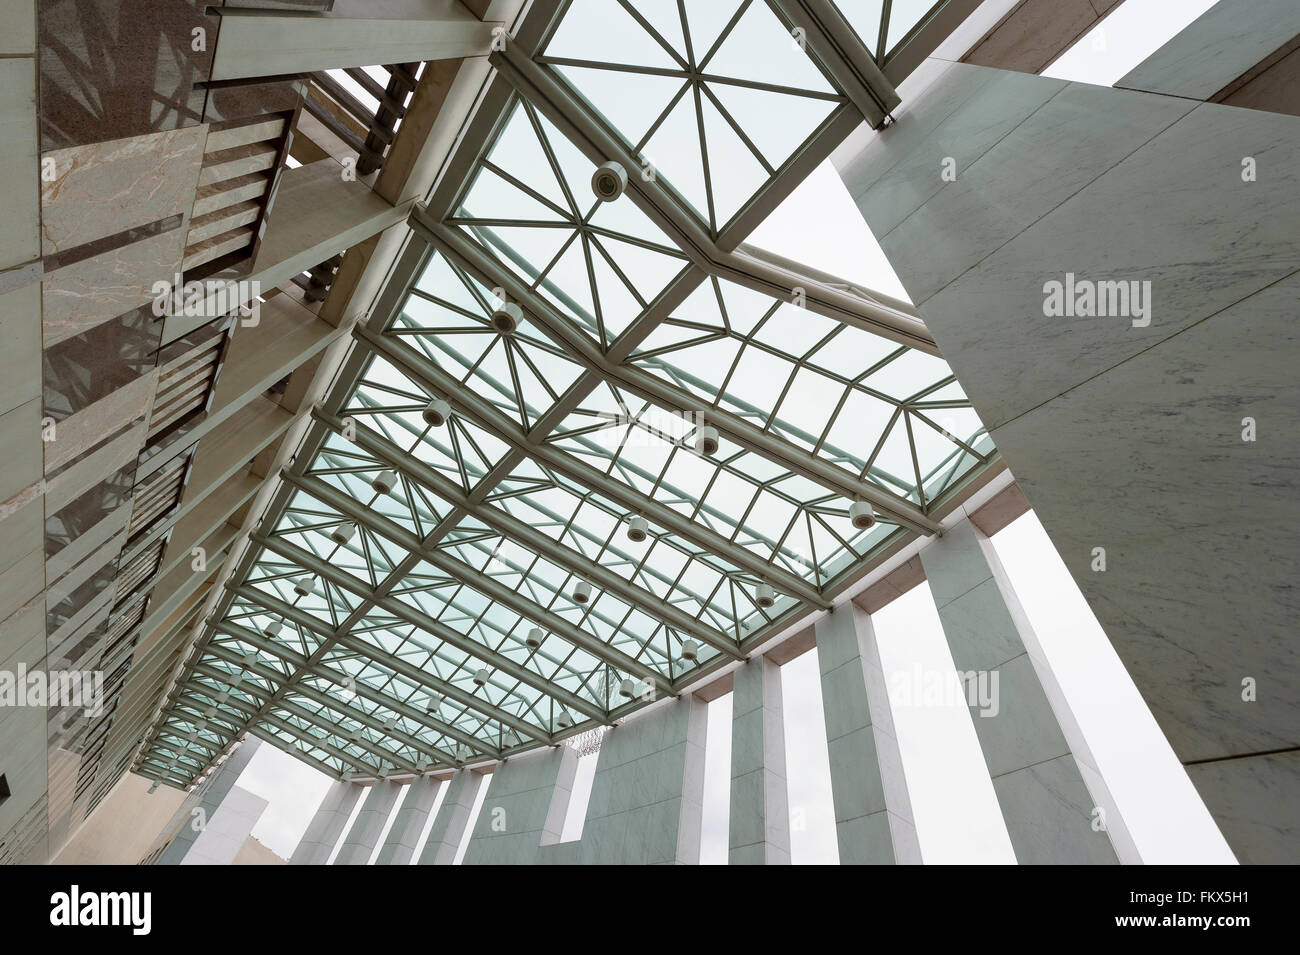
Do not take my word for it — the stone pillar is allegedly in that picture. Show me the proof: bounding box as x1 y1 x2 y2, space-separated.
576 699 696 864
728 657 790 865
463 748 572 864
157 736 261 865
815 602 920 864
180 786 268 865
834 37 1300 862
674 694 709 865
334 778 402 865
289 779 364 865
920 519 1116 863
417 770 482 865
374 776 442 866
539 745 581 847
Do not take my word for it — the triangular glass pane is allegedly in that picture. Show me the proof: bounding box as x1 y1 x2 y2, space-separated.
708 79 837 169
839 0 885 59
698 88 769 224
596 233 688 304
555 64 686 149
485 105 573 214
641 90 709 221
546 0 682 69
458 165 569 223
469 224 572 288
628 0 689 60
539 237 600 336
684 0 745 63
886 0 938 55
702 0 836 94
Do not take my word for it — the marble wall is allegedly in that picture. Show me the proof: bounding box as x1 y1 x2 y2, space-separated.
462 746 572 865
37 0 215 150
834 51 1300 862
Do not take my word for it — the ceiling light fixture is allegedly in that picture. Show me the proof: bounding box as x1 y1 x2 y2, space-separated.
491 301 523 334
591 160 627 201
422 397 451 427
849 500 877 530
695 424 719 456
626 515 648 542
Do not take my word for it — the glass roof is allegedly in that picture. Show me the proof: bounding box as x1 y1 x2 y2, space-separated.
538 0 846 233
138 0 996 788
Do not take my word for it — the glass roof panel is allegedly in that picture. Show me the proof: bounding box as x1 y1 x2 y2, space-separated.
626 275 988 504
140 0 1001 785
884 0 941 55
540 0 846 233
452 100 692 352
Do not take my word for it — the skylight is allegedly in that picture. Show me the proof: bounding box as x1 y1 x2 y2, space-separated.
138 0 999 788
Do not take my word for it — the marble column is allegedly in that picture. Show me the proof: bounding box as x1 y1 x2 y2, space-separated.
729 657 790 865
157 736 261 865
463 747 574 865
418 770 482 865
834 40 1300 863
334 779 402 865
539 745 581 847
674 694 709 865
374 776 442 866
289 780 363 865
574 699 697 865
815 602 920 864
180 786 268 866
920 520 1116 864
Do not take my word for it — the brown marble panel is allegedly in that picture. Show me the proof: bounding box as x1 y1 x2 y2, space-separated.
43 304 163 421
39 0 217 150
43 370 157 473
962 0 1101 75
46 562 121 646
40 126 206 255
1215 38 1300 117
968 482 1032 537
41 225 186 349
43 418 145 515
201 78 306 126
45 458 136 561
852 556 926 614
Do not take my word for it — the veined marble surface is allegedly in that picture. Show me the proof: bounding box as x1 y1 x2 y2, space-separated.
994 271 1300 762
839 62 1300 857
40 126 206 256
1118 0 1300 101
41 226 185 349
